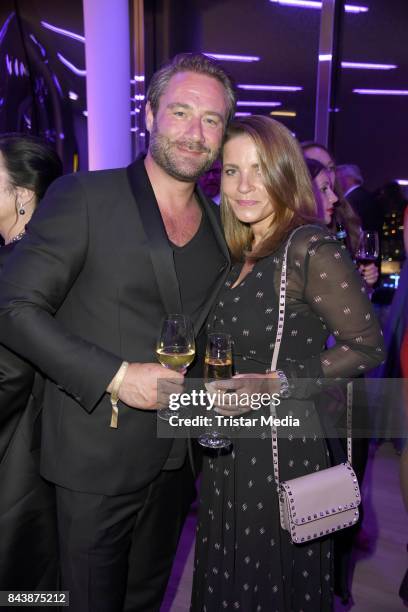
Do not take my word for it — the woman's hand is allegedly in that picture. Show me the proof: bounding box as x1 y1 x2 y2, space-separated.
359 262 379 287
205 372 280 416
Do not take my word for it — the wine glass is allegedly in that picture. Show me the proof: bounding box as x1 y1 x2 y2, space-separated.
198 332 233 449
355 230 379 267
156 314 195 420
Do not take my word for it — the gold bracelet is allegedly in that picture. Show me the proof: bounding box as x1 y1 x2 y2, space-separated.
109 361 129 429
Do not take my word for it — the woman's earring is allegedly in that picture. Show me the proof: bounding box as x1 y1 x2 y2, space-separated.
18 202 26 215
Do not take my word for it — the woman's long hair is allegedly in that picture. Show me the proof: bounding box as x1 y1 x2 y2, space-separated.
221 116 320 262
301 141 361 254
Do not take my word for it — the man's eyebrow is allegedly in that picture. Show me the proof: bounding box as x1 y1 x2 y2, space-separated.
203 110 224 120
167 102 192 111
167 102 224 121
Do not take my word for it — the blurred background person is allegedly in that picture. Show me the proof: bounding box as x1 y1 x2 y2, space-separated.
0 133 63 590
302 142 378 287
336 164 383 235
198 158 222 203
305 155 378 604
302 141 337 184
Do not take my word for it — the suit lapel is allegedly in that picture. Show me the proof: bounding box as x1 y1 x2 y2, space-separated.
193 187 230 335
126 160 231 334
126 159 182 314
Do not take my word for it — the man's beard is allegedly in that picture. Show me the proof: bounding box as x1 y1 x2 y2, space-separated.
149 121 219 182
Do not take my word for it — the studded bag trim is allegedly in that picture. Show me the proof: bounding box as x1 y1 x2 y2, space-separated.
270 226 361 544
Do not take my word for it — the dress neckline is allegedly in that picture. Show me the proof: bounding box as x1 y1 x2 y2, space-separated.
230 262 254 290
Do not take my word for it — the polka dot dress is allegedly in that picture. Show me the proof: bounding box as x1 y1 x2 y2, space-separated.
191 226 385 612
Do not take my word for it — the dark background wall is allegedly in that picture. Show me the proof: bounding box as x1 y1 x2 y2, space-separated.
145 0 320 142
332 0 408 189
146 0 407 192
0 0 86 170
0 0 406 191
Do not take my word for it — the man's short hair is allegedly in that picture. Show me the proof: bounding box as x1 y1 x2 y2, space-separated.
146 53 237 126
336 164 363 185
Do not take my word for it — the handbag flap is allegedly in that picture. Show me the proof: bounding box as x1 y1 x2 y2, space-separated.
280 463 361 526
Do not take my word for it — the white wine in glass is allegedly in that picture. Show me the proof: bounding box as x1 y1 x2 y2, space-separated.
156 347 195 371
156 314 195 420
199 332 233 449
204 355 233 381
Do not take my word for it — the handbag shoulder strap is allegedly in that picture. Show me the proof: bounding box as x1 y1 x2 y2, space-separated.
270 226 353 492
270 226 304 371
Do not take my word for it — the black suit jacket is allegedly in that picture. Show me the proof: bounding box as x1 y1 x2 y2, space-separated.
0 245 35 460
0 159 230 495
347 186 383 233
0 243 58 590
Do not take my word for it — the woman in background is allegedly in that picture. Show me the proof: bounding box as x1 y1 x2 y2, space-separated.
191 117 384 611
302 141 378 287
0 133 62 590
305 155 378 601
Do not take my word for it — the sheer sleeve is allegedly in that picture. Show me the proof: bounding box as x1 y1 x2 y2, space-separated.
285 228 385 381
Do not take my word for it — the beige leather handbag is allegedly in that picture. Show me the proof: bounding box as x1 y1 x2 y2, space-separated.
270 227 361 544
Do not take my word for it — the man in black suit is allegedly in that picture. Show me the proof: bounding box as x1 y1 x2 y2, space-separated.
0 53 235 611
336 164 383 233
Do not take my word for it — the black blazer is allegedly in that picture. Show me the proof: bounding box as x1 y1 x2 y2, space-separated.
0 159 230 495
0 243 58 590
0 243 35 461
347 186 382 233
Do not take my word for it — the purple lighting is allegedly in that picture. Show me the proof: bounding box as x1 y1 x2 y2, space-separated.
237 101 282 107
41 20 85 43
342 62 397 70
52 74 63 97
269 0 368 13
353 89 408 95
343 4 368 13
235 112 252 117
204 53 260 63
5 54 12 75
57 52 86 76
238 84 302 92
29 34 46 57
396 180 408 186
0 13 14 46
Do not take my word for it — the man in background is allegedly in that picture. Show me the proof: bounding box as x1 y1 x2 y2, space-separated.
336 163 382 234
198 158 222 203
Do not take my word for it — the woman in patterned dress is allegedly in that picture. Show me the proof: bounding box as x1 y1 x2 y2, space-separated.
190 116 385 612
